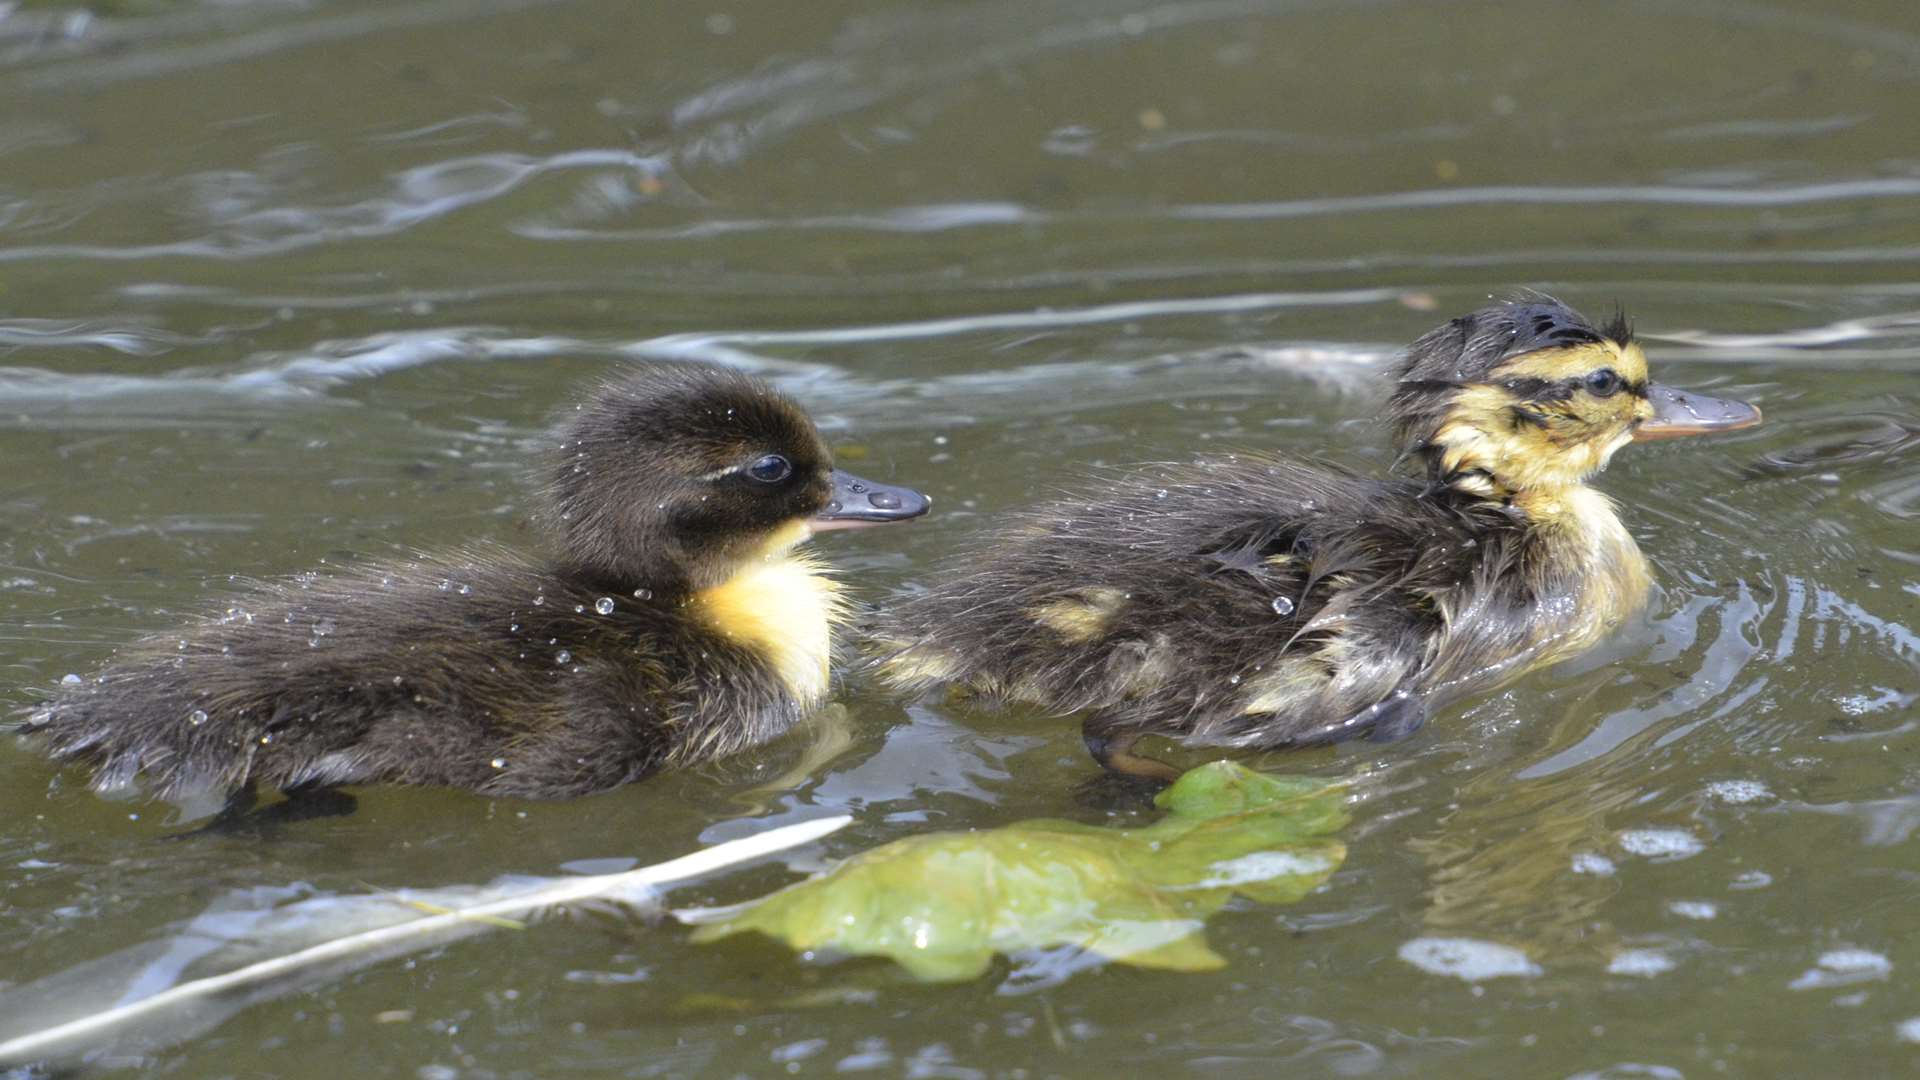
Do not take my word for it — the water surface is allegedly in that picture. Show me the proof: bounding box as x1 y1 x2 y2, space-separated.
4 0 1920 1075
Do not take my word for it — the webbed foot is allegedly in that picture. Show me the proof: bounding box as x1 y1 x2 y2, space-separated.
1082 719 1182 784
169 783 359 840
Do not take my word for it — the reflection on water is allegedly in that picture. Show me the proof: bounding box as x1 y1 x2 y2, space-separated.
3 0 1920 1075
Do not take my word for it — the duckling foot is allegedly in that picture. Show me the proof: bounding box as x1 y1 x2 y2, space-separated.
1082 722 1183 784
170 782 359 840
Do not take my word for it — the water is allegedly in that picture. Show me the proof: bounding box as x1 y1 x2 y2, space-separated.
3 0 1919 1074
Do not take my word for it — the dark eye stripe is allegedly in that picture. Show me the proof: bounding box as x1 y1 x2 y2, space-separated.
1503 373 1649 403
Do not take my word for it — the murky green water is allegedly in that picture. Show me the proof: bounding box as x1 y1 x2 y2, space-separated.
4 0 1920 1074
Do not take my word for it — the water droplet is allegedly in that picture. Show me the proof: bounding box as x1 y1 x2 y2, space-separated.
595 597 616 615
632 588 653 601
59 673 82 685
392 675 404 686
258 734 273 745
457 584 472 596
509 623 520 633
1228 674 1242 685
555 650 572 664
1154 489 1168 499
187 709 208 726
1271 595 1296 616
490 758 507 769
573 604 585 613
438 580 451 591
532 594 545 606
312 618 337 636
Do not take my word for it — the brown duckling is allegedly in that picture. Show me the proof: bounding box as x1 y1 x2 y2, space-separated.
18 362 928 809
871 299 1758 780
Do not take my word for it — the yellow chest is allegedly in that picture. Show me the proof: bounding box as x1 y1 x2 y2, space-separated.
693 551 846 704
1522 486 1652 664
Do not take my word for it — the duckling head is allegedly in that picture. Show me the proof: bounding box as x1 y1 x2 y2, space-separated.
1387 299 1760 498
543 363 928 593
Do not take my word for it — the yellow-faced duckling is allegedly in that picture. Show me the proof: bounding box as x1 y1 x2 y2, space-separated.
20 362 928 809
872 299 1758 780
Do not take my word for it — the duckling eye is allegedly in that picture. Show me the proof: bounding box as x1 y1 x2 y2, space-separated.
745 454 793 484
1584 368 1623 398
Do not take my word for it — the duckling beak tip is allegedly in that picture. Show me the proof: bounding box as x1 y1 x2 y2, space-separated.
811 469 931 531
1633 383 1762 441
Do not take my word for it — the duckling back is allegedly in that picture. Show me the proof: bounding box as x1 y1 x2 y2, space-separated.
873 455 1552 748
25 551 811 803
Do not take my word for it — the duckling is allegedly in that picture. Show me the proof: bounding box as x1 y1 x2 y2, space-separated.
872 299 1758 780
18 362 929 808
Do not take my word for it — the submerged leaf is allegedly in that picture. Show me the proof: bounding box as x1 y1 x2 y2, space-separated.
690 762 1347 980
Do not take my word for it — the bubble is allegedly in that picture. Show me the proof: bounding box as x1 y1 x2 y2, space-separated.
1789 949 1891 990
555 650 572 664
60 673 83 685
633 588 653 601
187 710 208 726
595 597 616 615
1607 950 1675 977
1570 852 1616 876
490 758 507 769
1271 595 1295 616
1705 779 1771 804
1617 828 1704 860
1398 937 1541 982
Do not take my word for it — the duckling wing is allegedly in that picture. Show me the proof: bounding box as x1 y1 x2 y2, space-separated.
874 454 1505 748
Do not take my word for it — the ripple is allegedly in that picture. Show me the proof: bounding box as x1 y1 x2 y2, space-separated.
0 319 193 356
0 149 669 263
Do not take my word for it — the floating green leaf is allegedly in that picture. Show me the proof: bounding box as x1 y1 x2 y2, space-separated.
690 762 1347 980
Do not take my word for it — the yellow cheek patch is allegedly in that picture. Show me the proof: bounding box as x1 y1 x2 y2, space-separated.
1029 587 1129 643
759 518 815 557
695 544 847 704
1432 338 1652 492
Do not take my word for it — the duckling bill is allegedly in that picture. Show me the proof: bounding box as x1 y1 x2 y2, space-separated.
20 362 928 807
873 299 1758 780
